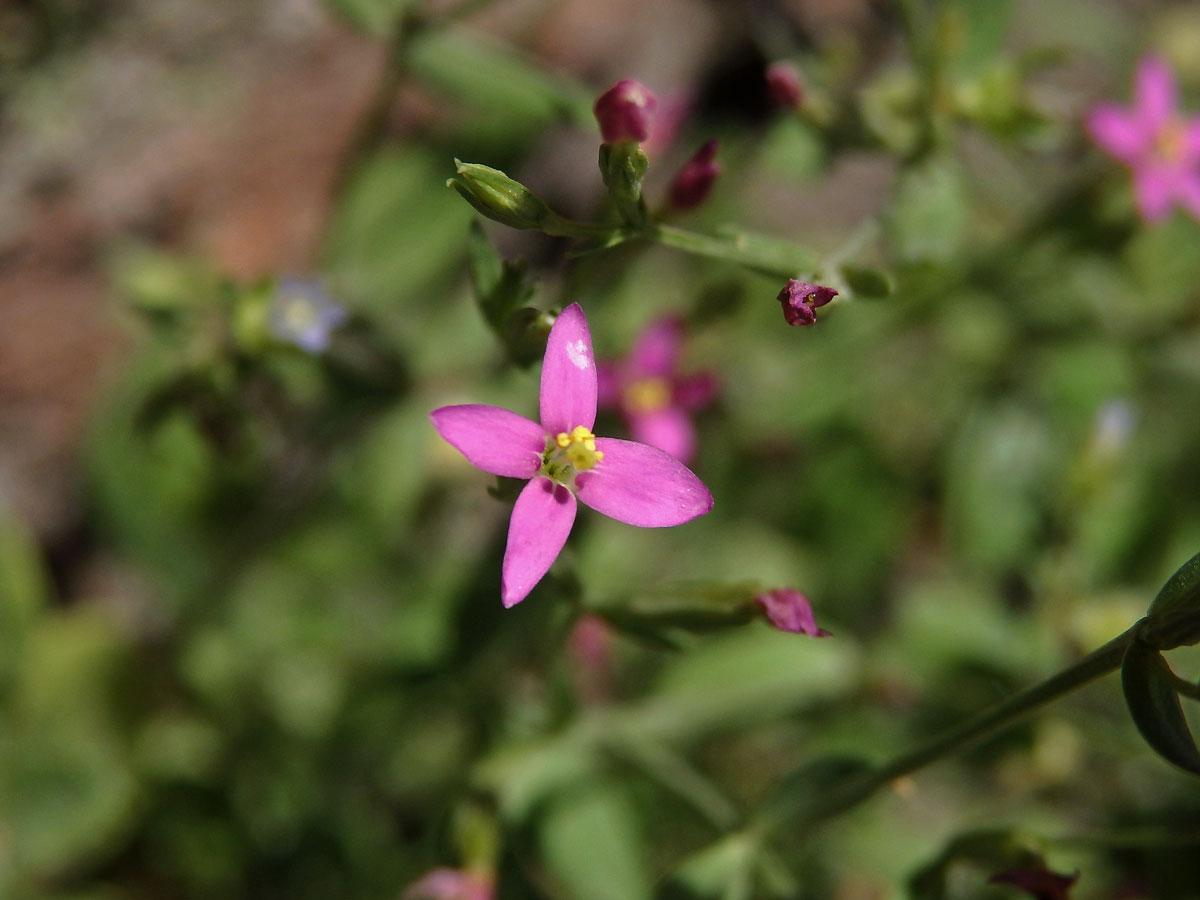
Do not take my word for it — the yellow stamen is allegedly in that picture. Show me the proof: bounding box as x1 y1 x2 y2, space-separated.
550 425 604 473
624 376 671 415
1157 120 1186 164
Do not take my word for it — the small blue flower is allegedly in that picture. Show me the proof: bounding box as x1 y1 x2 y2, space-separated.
268 278 346 353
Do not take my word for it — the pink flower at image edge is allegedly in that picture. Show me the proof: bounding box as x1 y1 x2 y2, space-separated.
1087 55 1200 222
597 316 717 465
431 304 713 607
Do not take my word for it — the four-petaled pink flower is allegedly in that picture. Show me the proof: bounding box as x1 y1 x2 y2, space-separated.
597 316 718 464
1088 56 1200 223
431 303 713 608
777 279 837 327
756 588 831 637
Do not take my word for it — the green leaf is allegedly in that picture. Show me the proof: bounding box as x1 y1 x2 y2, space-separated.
322 0 413 34
886 157 969 265
539 781 653 900
837 263 894 299
1121 634 1200 776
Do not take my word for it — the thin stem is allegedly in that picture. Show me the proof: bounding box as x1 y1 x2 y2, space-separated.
756 624 1139 834
650 224 821 281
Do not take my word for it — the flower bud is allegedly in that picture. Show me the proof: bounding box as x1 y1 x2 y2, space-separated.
447 161 554 230
667 139 721 211
766 61 804 109
593 78 658 144
777 278 837 326
756 588 831 637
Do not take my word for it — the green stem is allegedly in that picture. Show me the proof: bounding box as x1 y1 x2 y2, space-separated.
757 624 1139 834
649 224 821 281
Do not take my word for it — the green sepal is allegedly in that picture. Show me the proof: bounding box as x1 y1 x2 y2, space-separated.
1147 549 1200 622
1121 631 1200 776
598 142 649 228
448 161 556 231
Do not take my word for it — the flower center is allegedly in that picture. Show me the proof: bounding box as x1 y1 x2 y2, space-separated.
1156 119 1186 164
543 425 605 483
279 294 321 333
624 377 671 415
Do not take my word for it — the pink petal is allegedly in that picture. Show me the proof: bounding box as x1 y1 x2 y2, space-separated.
540 303 597 437
1087 104 1149 162
630 407 696 463
574 437 712 527
629 316 683 377
431 405 545 478
1182 120 1200 159
1135 56 1176 132
756 589 831 637
1133 167 1174 222
502 477 577 607
1174 173 1200 219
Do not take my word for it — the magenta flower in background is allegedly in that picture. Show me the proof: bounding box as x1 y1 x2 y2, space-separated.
1087 56 1200 222
402 868 493 900
667 140 721 211
594 78 658 144
765 61 804 109
431 304 713 607
597 316 717 464
777 279 837 327
756 588 831 637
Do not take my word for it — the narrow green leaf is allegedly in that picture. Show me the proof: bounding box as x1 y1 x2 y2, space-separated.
1121 636 1200 776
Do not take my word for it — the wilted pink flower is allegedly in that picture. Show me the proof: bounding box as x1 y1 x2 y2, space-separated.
989 865 1078 900
777 279 837 326
594 79 658 144
1088 56 1200 222
431 304 713 607
756 589 831 637
668 140 721 210
597 316 717 464
402 868 493 900
766 61 804 109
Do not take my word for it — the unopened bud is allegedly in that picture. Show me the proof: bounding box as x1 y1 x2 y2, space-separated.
447 161 554 230
777 278 837 326
668 139 721 211
594 78 658 144
766 61 804 109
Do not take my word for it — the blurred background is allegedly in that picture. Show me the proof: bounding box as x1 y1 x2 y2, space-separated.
3 0 1200 897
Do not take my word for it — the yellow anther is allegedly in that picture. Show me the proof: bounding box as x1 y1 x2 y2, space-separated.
570 425 595 442
1158 120 1185 163
546 424 605 476
624 377 671 415
556 432 572 448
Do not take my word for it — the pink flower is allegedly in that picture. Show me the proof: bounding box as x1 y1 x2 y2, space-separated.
597 316 718 464
1088 56 1200 222
765 61 804 109
403 868 492 900
777 279 837 326
594 79 658 144
431 304 713 608
667 140 721 211
756 589 831 637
